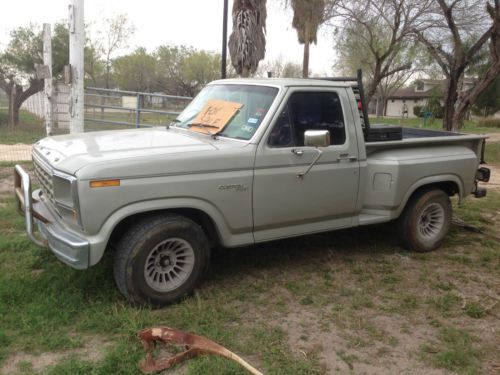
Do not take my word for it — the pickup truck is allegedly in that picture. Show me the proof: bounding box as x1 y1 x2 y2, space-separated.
14 77 491 306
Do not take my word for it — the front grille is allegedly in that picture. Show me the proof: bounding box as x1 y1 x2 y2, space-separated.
33 158 55 203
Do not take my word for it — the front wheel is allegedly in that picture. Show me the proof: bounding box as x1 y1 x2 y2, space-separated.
113 214 210 307
397 189 452 252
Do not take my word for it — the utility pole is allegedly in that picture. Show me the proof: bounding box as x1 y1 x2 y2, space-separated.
221 0 229 79
69 0 84 134
43 23 53 136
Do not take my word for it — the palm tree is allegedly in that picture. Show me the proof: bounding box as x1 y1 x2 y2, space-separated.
288 0 329 78
228 0 267 77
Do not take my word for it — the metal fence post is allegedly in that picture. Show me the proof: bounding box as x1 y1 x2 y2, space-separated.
136 93 141 128
69 0 85 134
43 23 53 136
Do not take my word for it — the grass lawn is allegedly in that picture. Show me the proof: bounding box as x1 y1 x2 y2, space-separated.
485 142 500 164
0 111 46 145
0 162 499 373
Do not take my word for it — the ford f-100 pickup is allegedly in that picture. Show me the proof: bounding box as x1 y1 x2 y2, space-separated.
15 76 491 306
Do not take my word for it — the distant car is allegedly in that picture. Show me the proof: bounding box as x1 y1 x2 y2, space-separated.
15 77 490 306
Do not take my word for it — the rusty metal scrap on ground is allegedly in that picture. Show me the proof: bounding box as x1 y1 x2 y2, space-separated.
137 326 263 375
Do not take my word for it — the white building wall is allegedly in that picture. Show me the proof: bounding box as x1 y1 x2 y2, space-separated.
386 98 427 118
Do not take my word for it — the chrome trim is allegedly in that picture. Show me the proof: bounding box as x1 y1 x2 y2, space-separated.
53 169 83 227
14 165 48 247
36 214 89 269
32 152 82 228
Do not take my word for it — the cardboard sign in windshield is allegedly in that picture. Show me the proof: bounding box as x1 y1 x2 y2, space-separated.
190 99 243 134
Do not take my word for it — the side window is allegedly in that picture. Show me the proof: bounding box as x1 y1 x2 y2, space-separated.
268 91 346 147
268 105 295 147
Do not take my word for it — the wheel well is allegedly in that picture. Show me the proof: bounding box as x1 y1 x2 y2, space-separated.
108 208 221 250
413 181 460 198
401 181 459 215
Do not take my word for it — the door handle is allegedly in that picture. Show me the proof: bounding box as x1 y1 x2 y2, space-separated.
337 154 357 162
291 149 304 156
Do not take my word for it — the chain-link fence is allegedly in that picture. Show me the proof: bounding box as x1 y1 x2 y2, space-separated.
0 86 192 163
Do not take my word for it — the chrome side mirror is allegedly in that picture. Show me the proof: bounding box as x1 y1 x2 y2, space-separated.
304 130 330 148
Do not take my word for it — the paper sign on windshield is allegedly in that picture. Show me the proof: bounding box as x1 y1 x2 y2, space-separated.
190 99 243 134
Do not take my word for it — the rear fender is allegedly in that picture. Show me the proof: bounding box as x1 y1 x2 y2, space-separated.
396 174 464 218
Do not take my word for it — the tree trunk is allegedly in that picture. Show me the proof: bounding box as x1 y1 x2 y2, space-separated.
241 67 250 78
376 95 386 117
302 24 310 78
8 84 17 129
10 104 20 128
442 75 459 132
3 78 44 128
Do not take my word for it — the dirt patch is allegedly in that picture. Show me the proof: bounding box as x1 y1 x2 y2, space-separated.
1 336 113 374
0 175 14 198
485 133 500 143
480 164 500 190
0 167 35 197
0 144 32 162
278 304 447 375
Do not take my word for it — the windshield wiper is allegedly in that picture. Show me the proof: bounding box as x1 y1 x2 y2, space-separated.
187 122 219 136
166 119 181 129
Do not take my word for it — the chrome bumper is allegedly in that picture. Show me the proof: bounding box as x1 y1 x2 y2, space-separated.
14 165 90 269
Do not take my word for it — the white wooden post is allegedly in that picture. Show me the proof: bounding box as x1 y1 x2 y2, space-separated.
43 23 53 136
68 0 84 134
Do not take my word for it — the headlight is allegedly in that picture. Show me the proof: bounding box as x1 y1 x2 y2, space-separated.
53 170 82 227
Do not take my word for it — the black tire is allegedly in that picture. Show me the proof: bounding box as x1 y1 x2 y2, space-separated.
397 188 452 252
113 213 210 307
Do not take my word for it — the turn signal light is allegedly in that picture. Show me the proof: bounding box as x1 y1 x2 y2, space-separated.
89 179 121 188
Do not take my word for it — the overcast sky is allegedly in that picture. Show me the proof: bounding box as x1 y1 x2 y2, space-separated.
0 0 337 75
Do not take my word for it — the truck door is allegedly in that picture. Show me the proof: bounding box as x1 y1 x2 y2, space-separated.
252 88 360 242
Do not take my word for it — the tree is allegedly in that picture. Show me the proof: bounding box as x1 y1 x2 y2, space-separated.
182 51 222 95
228 0 267 77
113 48 157 92
101 14 135 89
473 76 500 116
256 56 303 77
156 45 222 97
287 0 335 78
83 25 106 87
84 41 106 87
413 0 500 131
0 23 69 128
335 0 432 105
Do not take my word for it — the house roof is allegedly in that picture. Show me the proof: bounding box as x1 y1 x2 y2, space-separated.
389 78 476 100
389 86 435 99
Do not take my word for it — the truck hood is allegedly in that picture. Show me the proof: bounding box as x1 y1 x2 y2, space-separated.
33 128 220 175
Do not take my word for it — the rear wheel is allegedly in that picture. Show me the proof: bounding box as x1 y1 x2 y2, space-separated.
398 189 452 252
113 214 209 307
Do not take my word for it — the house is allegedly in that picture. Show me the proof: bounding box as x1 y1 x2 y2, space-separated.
382 79 474 118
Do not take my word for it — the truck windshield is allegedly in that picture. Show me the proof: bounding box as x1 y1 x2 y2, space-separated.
173 84 279 140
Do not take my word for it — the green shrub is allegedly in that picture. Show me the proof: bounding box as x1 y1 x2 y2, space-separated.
477 117 500 128
433 106 444 119
413 106 423 117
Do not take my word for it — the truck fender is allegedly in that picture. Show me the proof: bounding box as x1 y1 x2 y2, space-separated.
86 198 247 266
395 174 464 218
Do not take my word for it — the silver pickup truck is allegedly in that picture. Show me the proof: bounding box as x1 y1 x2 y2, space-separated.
15 78 491 306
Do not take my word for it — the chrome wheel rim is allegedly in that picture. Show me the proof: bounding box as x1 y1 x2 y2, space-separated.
144 238 195 292
418 203 445 240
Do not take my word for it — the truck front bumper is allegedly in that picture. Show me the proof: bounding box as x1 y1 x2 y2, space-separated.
14 165 90 270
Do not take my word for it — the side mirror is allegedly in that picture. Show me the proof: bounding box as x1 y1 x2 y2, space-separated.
304 130 330 147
